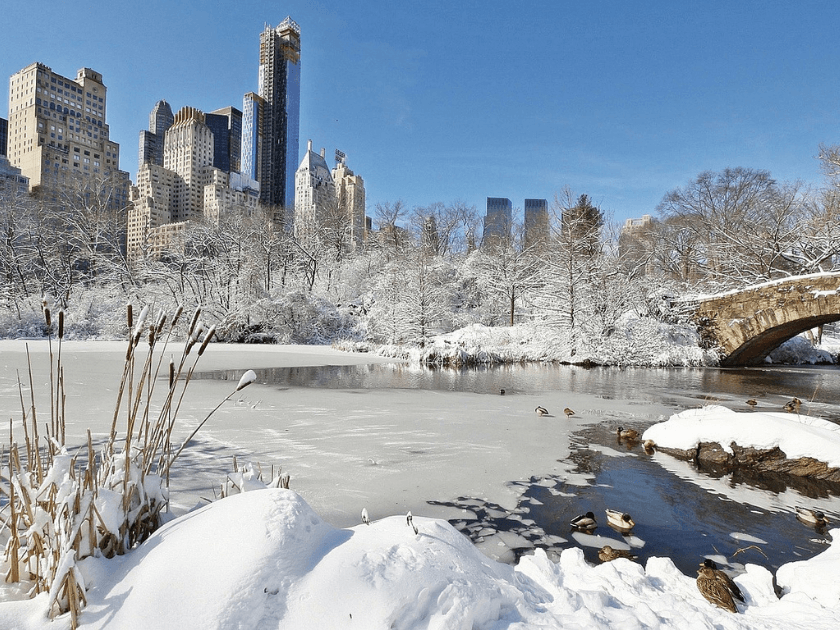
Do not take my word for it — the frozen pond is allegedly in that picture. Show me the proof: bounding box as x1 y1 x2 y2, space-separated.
2 341 839 579
199 361 840 576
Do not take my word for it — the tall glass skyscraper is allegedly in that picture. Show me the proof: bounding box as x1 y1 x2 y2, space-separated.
524 198 548 249
240 92 263 182
483 197 513 246
257 16 301 221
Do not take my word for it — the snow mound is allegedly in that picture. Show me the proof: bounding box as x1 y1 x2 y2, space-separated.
643 405 840 468
29 489 834 629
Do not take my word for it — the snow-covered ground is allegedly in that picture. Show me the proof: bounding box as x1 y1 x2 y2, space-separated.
1 488 838 629
1 341 839 628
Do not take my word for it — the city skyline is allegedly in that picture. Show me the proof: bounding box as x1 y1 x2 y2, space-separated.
3 1 840 225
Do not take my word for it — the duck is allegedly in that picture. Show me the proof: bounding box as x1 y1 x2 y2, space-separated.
746 399 758 408
701 559 744 603
616 426 639 440
643 439 656 453
696 565 738 613
783 397 802 413
563 407 575 418
361 508 370 525
795 506 829 527
605 509 635 531
535 406 549 417
598 545 636 563
500 388 505 395
570 511 597 530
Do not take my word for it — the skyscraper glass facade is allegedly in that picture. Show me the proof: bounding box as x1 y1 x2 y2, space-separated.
524 198 548 248
483 197 513 246
257 17 301 218
241 92 262 181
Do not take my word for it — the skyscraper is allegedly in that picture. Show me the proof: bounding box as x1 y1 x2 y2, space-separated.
294 139 334 243
257 17 301 222
139 100 174 167
128 105 258 261
332 153 366 249
524 198 548 250
240 92 263 182
482 197 513 247
5 63 130 209
205 106 242 174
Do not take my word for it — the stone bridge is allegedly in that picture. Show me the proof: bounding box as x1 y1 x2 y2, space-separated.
691 272 840 366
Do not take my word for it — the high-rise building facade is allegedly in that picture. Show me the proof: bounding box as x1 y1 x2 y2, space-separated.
206 106 242 174
128 106 258 260
524 198 548 250
482 197 513 247
332 154 366 249
240 92 263 182
257 17 301 221
0 154 29 193
0 117 7 155
139 100 174 167
5 63 130 209
294 140 334 243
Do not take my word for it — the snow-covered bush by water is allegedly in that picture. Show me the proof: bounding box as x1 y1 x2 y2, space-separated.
0 303 257 627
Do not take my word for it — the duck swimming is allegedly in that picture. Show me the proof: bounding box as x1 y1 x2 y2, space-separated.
605 509 635 531
795 506 829 527
570 511 597 530
598 545 636 563
616 427 639 440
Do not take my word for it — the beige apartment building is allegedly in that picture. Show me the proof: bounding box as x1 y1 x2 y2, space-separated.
294 140 366 249
128 106 258 261
5 62 130 210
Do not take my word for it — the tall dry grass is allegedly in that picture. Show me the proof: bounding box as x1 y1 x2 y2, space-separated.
0 302 257 627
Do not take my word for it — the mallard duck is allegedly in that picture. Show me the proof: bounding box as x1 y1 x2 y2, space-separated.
605 509 635 531
701 559 744 603
696 565 738 613
784 397 802 413
598 545 636 562
795 506 829 527
563 407 575 418
643 439 656 453
406 511 418 535
570 511 597 530
535 406 549 417
500 388 505 395
361 508 370 525
616 426 639 440
746 399 758 408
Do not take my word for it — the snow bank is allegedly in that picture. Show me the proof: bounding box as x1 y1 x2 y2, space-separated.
643 405 840 468
370 317 718 367
4 489 833 629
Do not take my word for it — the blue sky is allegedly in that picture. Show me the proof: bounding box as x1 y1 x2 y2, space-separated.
3 0 840 225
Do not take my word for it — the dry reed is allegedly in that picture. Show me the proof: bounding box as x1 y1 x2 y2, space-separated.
0 302 257 627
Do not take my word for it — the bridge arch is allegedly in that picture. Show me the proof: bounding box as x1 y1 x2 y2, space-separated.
692 272 840 366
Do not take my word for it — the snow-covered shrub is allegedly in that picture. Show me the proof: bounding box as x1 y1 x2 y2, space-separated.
218 459 290 498
766 334 836 365
0 303 256 627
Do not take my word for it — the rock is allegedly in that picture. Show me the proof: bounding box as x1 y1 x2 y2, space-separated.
655 441 840 484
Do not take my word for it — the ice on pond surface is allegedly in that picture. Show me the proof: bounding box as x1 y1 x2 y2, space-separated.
571 531 632 550
732 532 770 545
